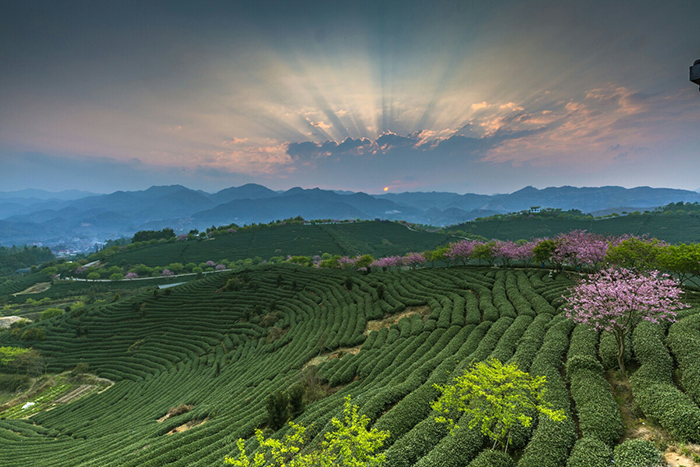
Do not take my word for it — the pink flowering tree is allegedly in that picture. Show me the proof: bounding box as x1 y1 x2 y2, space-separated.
370 256 404 270
551 230 610 270
446 240 478 265
564 268 688 373
161 269 174 277
215 264 226 270
492 240 520 267
338 256 358 269
404 252 427 269
514 241 537 266
205 260 216 268
125 272 138 279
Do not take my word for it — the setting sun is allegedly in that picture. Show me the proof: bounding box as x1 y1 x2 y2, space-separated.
384 187 389 192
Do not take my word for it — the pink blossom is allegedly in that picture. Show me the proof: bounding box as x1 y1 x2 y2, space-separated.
177 234 188 241
205 260 216 267
228 228 237 233
446 240 480 265
125 272 138 279
404 252 427 268
338 256 358 269
161 269 174 277
564 267 688 372
551 230 610 268
370 256 404 269
215 264 226 270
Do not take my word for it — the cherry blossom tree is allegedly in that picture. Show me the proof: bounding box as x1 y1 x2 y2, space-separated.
370 256 404 270
161 269 174 277
564 268 688 373
125 272 138 279
446 240 479 265
492 240 520 267
404 252 427 269
338 256 358 269
514 241 537 266
551 230 610 270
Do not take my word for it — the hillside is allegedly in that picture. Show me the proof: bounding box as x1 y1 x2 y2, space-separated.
97 221 456 268
456 212 700 244
1 265 700 466
3 184 700 249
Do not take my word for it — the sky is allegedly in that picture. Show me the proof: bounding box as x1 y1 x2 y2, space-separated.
1 0 699 195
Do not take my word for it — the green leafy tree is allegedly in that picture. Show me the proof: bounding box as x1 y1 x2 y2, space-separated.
109 273 124 281
0 346 31 367
41 266 58 276
39 308 63 321
471 242 496 266
87 272 100 281
354 255 375 270
167 262 184 274
431 359 565 453
533 239 557 265
226 395 389 467
658 243 700 287
605 237 664 271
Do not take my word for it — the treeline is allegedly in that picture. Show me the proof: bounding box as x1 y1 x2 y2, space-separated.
131 228 175 243
0 246 54 276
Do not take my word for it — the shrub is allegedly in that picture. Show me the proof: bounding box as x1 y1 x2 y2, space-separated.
0 374 31 392
467 450 515 467
266 385 307 431
166 404 194 417
71 362 90 378
39 308 63 321
21 327 46 341
566 437 613 467
613 439 665 467
631 321 700 442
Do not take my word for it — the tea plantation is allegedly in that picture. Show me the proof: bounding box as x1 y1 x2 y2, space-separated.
1 264 700 466
102 222 456 268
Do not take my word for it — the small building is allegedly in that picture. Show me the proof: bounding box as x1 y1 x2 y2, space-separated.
691 59 700 89
529 206 541 213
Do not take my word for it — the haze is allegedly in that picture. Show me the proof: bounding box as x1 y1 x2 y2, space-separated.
1 0 699 195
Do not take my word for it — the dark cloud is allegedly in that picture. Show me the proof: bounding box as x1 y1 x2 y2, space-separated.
287 137 374 161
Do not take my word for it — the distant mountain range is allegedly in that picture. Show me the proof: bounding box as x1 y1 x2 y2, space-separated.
1 184 699 249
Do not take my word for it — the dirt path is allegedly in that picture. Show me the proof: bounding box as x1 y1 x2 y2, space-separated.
364 305 431 334
0 316 26 328
54 385 94 404
12 282 51 296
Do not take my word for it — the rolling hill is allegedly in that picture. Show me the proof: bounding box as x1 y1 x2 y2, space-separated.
2 184 700 249
2 264 699 466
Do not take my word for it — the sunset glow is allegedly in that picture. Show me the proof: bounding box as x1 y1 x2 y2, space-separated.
1 1 699 194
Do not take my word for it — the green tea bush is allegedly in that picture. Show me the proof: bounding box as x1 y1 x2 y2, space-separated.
613 439 665 467
566 325 623 446
631 320 700 442
39 308 63 321
467 450 515 467
518 318 576 467
667 313 700 405
566 437 613 467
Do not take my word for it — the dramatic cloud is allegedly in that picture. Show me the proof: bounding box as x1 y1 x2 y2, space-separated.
0 0 698 194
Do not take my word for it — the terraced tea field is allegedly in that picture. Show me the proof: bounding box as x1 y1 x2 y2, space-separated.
101 221 455 267
1 265 699 466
